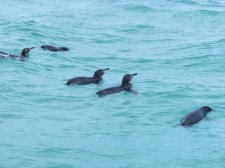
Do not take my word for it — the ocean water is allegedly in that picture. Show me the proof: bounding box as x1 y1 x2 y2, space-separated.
0 0 225 167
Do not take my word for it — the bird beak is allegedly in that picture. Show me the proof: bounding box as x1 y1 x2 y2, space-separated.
131 73 137 76
103 68 110 71
30 47 35 50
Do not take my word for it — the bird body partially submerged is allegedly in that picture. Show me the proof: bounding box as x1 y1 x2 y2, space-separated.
179 106 212 126
66 68 109 86
97 73 138 97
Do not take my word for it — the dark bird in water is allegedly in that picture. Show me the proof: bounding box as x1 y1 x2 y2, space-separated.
0 47 35 61
65 68 110 86
41 45 69 52
179 106 212 126
96 73 138 97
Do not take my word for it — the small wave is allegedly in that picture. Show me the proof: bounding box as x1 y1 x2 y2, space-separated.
0 114 24 119
195 9 224 16
123 4 154 13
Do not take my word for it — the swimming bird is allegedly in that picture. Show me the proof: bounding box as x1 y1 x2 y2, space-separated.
0 47 35 61
65 68 110 86
179 106 212 126
96 73 138 97
41 45 69 52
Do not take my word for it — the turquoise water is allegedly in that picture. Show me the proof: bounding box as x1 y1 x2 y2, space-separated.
1 0 225 167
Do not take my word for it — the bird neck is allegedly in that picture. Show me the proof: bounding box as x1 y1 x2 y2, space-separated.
122 83 132 90
93 76 102 83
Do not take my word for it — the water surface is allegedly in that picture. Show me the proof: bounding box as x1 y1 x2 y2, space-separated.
1 0 225 167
